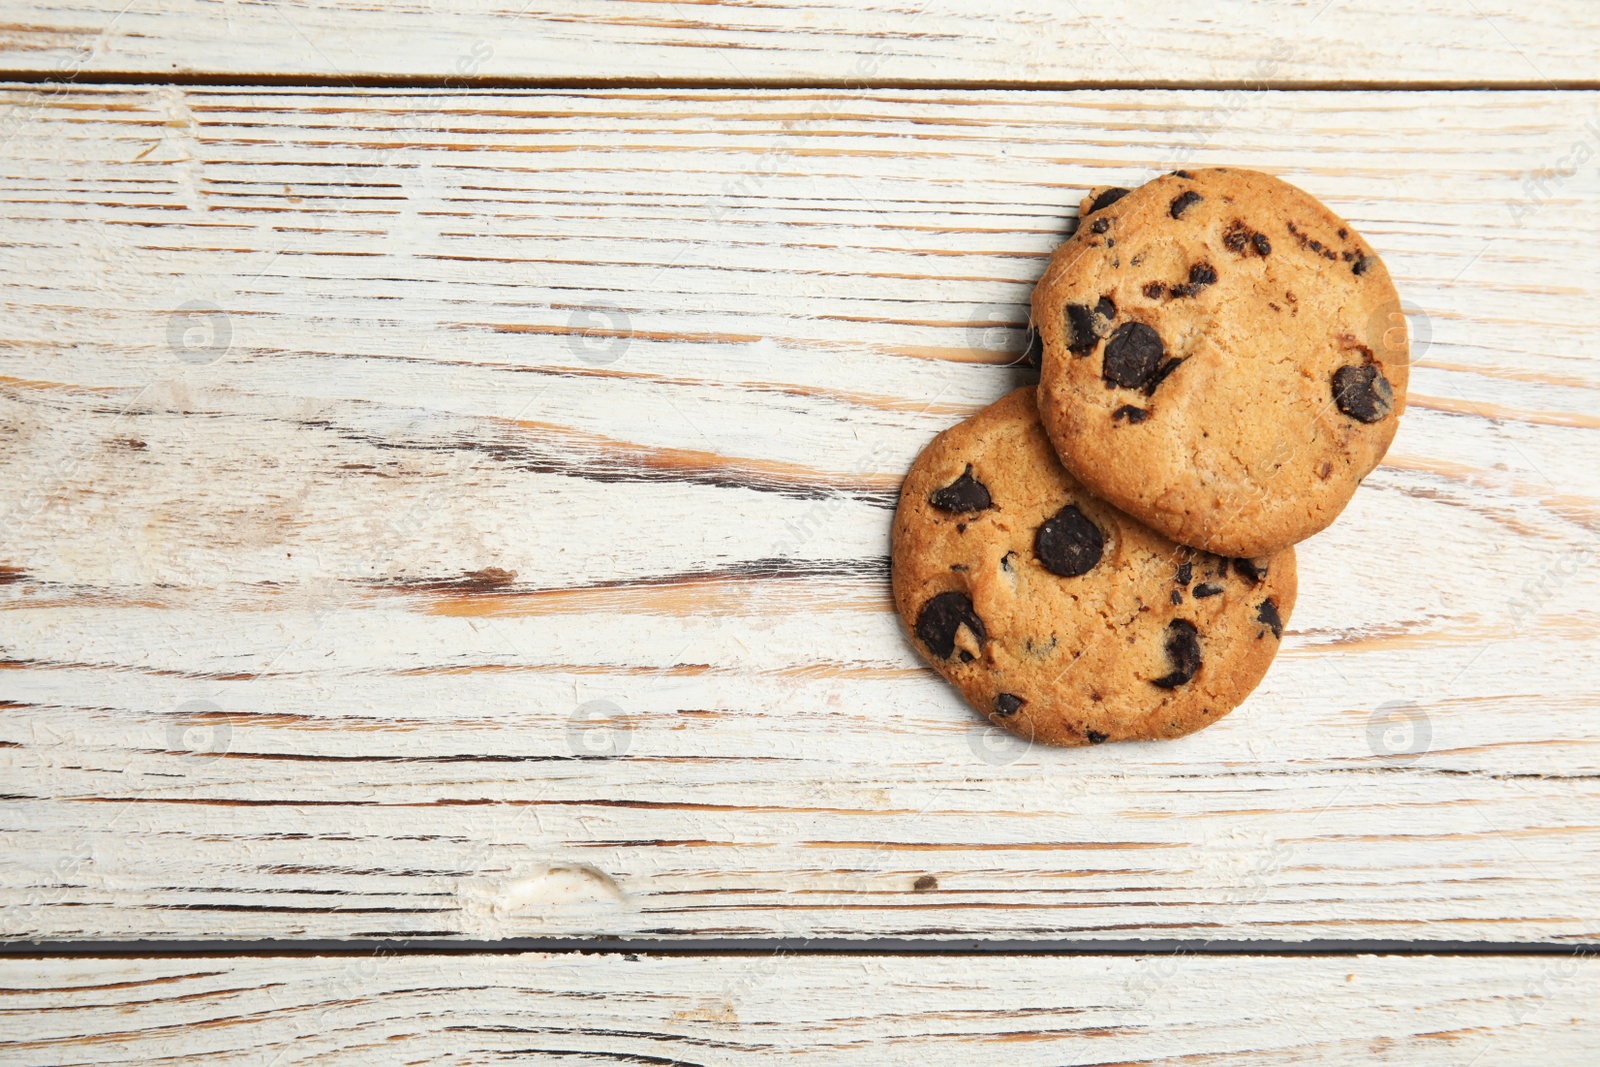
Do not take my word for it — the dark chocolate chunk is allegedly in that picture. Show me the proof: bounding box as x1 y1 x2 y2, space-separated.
1143 356 1185 396
930 464 992 513
1112 404 1148 424
1352 253 1371 275
1223 221 1249 253
1187 262 1217 288
1231 557 1267 584
1192 582 1223 598
1091 217 1110 234
1175 561 1193 585
1169 190 1203 218
915 591 985 660
995 693 1025 717
1064 303 1099 355
1143 281 1165 299
1086 729 1109 745
1332 364 1394 423
1169 589 1182 605
1252 232 1271 256
1151 619 1202 688
1256 598 1284 639
1087 187 1129 214
1034 504 1105 578
1095 296 1116 320
1101 321 1165 389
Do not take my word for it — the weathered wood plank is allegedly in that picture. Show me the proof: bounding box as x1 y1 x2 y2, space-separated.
2 1 1599 86
1 87 1599 942
2 953 1598 1064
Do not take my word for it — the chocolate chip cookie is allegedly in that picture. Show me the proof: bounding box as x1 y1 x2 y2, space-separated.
891 387 1296 747
1033 168 1408 557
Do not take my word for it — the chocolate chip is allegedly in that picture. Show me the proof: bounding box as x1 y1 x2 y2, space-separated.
1256 599 1284 639
915 591 985 660
1175 561 1193 585
1187 262 1217 288
1169 190 1203 218
1086 729 1109 745
995 693 1025 717
1112 404 1148 423
1332 364 1394 423
1095 296 1116 320
1143 357 1185 396
1192 582 1223 598
1087 187 1129 214
1352 253 1371 275
1171 170 1193 179
1143 281 1165 299
1253 232 1271 256
1309 239 1324 253
1223 221 1249 253
1000 551 1016 573
1034 504 1105 578
1064 303 1100 355
1091 217 1110 234
1169 589 1182 605
1101 321 1165 390
1151 619 1201 688
950 563 966 572
1338 228 1348 239
929 464 991 513
1231 557 1267 584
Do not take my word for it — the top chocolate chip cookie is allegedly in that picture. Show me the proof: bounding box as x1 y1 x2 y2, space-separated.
1032 168 1409 557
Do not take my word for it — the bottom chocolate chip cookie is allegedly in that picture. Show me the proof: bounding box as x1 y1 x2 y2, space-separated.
891 387 1297 747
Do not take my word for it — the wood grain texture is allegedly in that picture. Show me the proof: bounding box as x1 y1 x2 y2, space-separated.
4 952 1599 1064
1 1 1599 86
1 86 1599 943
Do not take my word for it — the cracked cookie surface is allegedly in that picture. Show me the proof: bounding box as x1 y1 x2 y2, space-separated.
891 387 1297 747
1033 167 1408 556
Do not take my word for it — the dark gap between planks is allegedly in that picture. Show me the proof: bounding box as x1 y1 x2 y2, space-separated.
3 939 1597 958
2 72 1600 91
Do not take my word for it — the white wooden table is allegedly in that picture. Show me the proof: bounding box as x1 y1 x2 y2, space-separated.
2 2 1599 1062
